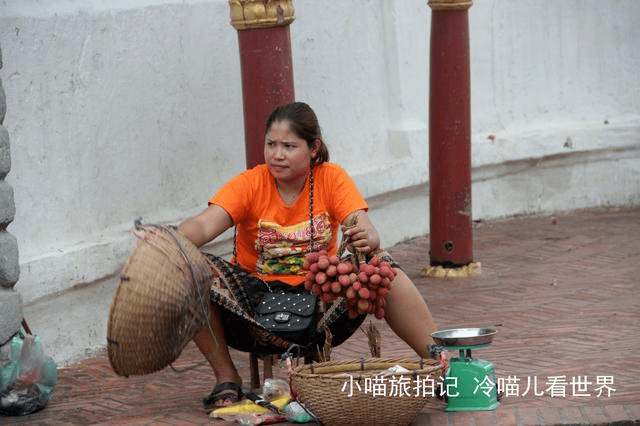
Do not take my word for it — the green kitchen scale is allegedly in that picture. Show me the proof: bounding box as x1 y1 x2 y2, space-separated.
431 328 500 412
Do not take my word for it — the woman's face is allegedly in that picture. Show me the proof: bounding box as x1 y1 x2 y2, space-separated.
264 120 318 186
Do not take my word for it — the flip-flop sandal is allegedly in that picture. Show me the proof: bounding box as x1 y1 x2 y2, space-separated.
203 382 244 409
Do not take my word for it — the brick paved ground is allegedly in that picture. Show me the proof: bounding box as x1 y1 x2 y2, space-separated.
2 206 639 425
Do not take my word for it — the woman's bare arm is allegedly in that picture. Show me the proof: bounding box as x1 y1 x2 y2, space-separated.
178 204 233 248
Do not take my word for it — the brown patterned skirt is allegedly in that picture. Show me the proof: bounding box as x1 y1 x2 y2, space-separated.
205 254 368 356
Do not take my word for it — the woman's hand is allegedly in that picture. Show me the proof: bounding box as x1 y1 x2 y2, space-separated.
341 210 380 255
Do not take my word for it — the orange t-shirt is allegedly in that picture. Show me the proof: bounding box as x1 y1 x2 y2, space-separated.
209 162 368 286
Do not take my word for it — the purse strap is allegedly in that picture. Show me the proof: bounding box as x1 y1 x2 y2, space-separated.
308 162 316 252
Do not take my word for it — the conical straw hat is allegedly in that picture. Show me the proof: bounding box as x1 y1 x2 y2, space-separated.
107 224 214 376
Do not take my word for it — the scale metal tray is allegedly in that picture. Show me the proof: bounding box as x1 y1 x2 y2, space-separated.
431 327 497 347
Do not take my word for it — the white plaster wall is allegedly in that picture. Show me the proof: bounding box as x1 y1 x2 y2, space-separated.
468 0 640 219
1 0 246 303
0 0 638 314
292 1 431 198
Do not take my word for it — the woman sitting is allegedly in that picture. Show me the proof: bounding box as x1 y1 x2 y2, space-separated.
178 102 444 409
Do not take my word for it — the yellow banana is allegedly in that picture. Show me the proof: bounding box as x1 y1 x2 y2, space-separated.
211 395 291 415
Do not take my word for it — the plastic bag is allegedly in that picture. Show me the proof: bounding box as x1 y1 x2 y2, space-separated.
0 332 57 416
261 378 290 401
284 401 316 423
236 412 287 425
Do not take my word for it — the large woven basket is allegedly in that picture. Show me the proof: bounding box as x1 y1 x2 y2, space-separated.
292 357 443 426
107 224 215 376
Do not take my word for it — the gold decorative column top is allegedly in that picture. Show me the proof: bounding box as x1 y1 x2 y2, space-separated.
428 0 473 11
229 0 295 30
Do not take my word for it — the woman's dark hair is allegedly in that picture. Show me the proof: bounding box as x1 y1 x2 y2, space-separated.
265 102 330 165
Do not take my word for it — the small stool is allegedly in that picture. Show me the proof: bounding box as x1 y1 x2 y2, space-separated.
249 353 276 390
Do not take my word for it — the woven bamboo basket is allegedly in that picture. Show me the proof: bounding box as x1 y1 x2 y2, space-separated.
107 224 215 376
291 357 443 426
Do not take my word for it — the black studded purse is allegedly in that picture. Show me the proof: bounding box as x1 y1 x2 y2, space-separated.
254 292 319 347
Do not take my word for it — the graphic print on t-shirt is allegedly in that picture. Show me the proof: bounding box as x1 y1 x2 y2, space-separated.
255 212 331 275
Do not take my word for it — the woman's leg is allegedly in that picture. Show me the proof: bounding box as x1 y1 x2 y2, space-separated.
192 306 243 405
383 269 439 360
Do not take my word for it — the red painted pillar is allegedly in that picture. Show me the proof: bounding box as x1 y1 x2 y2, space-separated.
428 0 473 268
229 1 296 169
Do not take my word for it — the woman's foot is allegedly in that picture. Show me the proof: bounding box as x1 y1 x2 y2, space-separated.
203 382 244 410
